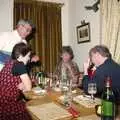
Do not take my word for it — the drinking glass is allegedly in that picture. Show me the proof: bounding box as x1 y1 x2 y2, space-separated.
88 82 97 102
30 72 38 87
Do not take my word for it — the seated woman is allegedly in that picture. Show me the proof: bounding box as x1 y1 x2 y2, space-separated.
53 46 80 88
0 42 32 120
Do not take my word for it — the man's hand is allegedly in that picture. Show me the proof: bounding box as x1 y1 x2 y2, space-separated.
83 58 90 75
31 55 39 62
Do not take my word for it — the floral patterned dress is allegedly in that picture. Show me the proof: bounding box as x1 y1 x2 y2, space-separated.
0 60 32 120
54 61 80 87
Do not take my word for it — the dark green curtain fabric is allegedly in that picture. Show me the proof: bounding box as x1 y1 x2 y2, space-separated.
14 0 62 73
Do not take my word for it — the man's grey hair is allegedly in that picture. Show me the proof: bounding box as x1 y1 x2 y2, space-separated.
17 19 35 29
89 45 112 58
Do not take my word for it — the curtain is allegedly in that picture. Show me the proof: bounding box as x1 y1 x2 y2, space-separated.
101 0 120 63
14 0 62 73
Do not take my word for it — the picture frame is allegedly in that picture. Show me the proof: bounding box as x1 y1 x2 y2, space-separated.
76 22 90 44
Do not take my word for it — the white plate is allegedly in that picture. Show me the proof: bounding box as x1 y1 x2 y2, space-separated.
33 87 46 94
53 87 61 92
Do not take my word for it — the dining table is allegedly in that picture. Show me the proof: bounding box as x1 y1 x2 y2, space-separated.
24 86 120 120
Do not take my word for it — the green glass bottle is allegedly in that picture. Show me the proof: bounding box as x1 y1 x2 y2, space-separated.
101 77 116 120
36 72 45 89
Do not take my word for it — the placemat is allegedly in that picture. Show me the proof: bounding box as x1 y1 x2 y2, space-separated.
73 95 101 108
77 114 100 120
27 102 72 120
77 114 120 120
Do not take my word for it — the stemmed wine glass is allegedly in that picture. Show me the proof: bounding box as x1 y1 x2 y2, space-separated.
88 82 97 102
30 72 38 87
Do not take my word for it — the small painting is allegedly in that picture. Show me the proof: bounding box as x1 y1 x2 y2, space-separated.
76 23 90 44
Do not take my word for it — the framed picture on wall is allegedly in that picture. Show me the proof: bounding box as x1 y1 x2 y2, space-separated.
76 22 90 44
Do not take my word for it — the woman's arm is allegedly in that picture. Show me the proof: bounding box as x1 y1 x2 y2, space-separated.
19 73 32 91
12 62 32 91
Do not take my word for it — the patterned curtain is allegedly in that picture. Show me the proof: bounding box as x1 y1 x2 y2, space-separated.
101 0 120 63
14 0 62 73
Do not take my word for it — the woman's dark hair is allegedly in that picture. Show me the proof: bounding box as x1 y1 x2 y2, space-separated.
11 42 31 60
61 46 74 60
89 45 111 58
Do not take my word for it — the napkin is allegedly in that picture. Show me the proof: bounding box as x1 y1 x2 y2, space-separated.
27 102 72 120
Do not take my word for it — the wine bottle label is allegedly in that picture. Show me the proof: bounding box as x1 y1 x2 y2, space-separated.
102 100 113 116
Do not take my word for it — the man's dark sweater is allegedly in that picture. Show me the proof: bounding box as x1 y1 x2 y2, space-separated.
82 58 120 100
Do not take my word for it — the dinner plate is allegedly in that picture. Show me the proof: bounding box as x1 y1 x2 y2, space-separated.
53 87 61 92
32 87 46 95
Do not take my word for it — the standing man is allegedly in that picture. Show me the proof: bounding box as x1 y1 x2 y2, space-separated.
0 19 39 71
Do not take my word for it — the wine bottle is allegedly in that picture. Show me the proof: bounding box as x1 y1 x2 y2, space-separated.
101 77 116 120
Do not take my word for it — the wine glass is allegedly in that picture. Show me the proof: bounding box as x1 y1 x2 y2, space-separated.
30 72 38 87
88 82 97 102
61 79 73 107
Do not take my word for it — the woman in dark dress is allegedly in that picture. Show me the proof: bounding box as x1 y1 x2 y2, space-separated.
0 42 32 120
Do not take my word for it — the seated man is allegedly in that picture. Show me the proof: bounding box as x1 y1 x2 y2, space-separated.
82 45 120 101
